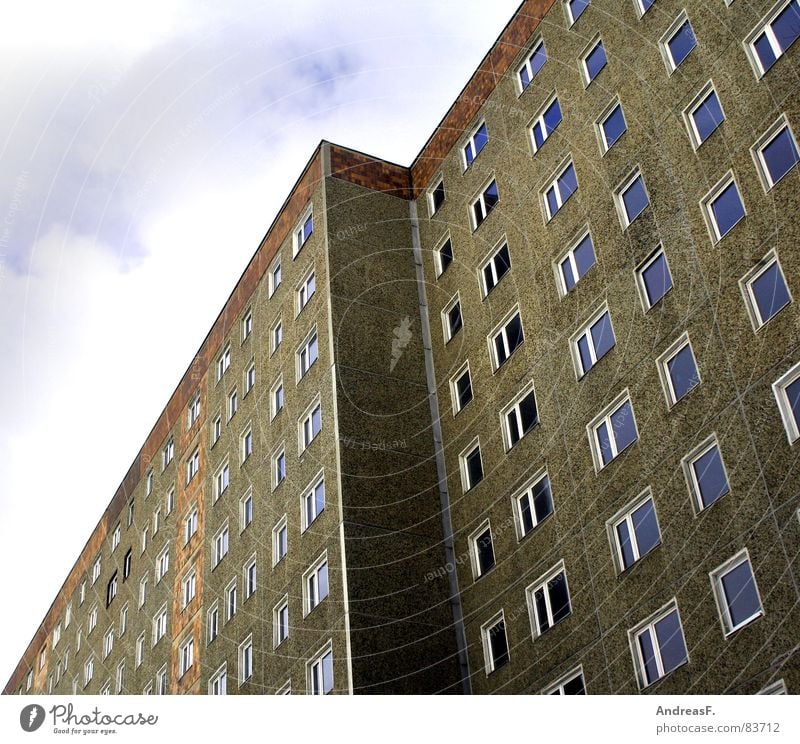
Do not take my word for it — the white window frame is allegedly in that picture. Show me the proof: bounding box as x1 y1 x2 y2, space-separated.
270 316 282 355
656 332 701 406
526 560 571 639
710 549 764 636
214 460 230 501
468 520 494 580
273 595 290 648
634 244 673 312
241 308 253 342
296 266 316 315
739 248 793 331
213 523 229 568
241 424 253 463
111 524 120 552
682 81 725 150
207 602 220 645
138 576 147 608
751 113 800 191
272 443 286 490
187 393 200 428
155 544 169 583
270 375 285 419
579 35 606 87
209 663 227 695
516 36 546 95
528 92 561 154
542 157 577 222
181 568 197 609
743 0 800 78
296 327 319 381
156 664 168 695
500 381 538 451
541 666 586 695
184 506 198 544
243 554 257 600
135 633 145 667
237 635 253 686
487 306 524 372
480 610 509 675
470 176 500 231
91 556 101 584
614 167 649 229
303 551 329 616
512 469 553 540
298 397 322 453
88 604 98 634
569 303 615 379
461 119 488 171
273 514 288 565
427 174 445 217
594 97 626 154
84 656 94 687
478 236 511 298
606 488 661 573
700 170 746 243
152 603 168 645
628 599 688 689
564 0 589 26
119 603 128 636
449 360 473 416
162 437 174 469
458 437 483 493
681 433 730 512
633 0 655 19
102 628 114 659
307 641 334 695
772 361 800 443
554 227 595 297
301 471 326 531
268 255 282 296
433 233 453 278
441 292 463 343
228 387 238 421
239 488 254 533
217 344 231 382
587 390 638 472
179 636 194 678
186 448 199 484
759 679 788 695
292 205 313 257
145 469 154 497
660 11 697 73
244 359 256 396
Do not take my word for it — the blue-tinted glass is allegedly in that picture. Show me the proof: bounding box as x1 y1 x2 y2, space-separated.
484 181 499 211
520 66 531 90
591 312 615 361
315 482 325 515
574 235 596 279
750 261 789 323
642 251 672 307
611 400 637 453
322 653 333 693
710 182 744 238
632 499 661 558
532 476 553 522
640 0 655 12
762 127 800 185
533 122 546 150
773 2 800 53
693 445 729 507
654 611 687 675
585 42 607 81
530 43 546 76
754 32 778 72
578 335 592 374
596 421 612 466
549 573 571 624
638 629 660 685
547 187 559 218
465 144 475 166
622 176 649 224
569 0 589 22
616 520 636 569
787 378 800 430
559 163 577 202
667 345 699 401
721 561 761 628
544 99 562 136
668 21 696 68
692 91 724 143
474 124 488 156
603 104 627 149
318 562 329 599
561 257 576 292
303 214 313 242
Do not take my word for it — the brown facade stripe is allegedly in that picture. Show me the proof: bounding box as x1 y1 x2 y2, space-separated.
329 145 412 199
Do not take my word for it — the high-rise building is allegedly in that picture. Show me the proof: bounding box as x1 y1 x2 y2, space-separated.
6 0 800 696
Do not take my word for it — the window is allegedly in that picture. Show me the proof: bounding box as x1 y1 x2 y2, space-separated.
88 605 98 634
711 550 764 635
528 563 572 638
300 400 322 451
65 603 72 628
240 490 254 531
469 522 495 579
481 613 509 673
186 448 199 484
115 661 125 694
138 576 147 608
84 657 94 687
207 603 220 644
635 0 656 18
608 490 661 571
209 664 227 695
543 668 586 695
657 333 701 405
111 524 120 552
298 329 319 380
759 680 788 695
297 269 316 313
135 634 145 667
272 446 286 489
571 305 615 377
588 392 638 471
241 426 253 462
684 83 725 148
293 207 313 256
238 636 255 684
302 474 325 530
616 169 649 228
188 394 200 427
772 362 800 443
428 176 445 216
581 38 607 85
450 362 473 414
217 345 231 381
182 569 197 608
228 388 238 420
242 556 257 600
141 524 149 553
127 501 134 527
184 507 198 543
308 645 334 695
514 471 554 539
557 230 596 295
119 603 128 636
753 115 800 190
745 0 800 76
80 581 86 605
442 295 463 342
153 507 161 535
304 554 329 614
91 556 101 584
459 439 484 492
636 246 673 310
269 257 282 296
701 172 745 242
462 121 488 169
244 361 256 395
241 309 252 342
517 37 546 92
489 309 524 370
501 384 539 450
597 99 627 152
212 415 221 446
156 665 168 695
543 160 577 220
154 545 169 583
146 470 154 496
530 94 562 152
271 377 285 419
274 597 289 647
682 435 730 510
103 629 113 659
165 487 174 515
271 318 283 354
434 235 453 276
106 572 118 606
213 525 229 567
661 13 696 72
566 0 589 24
471 179 499 229
215 462 230 501
740 250 792 330
273 515 288 565
479 239 511 296
179 637 194 677
629 601 688 688
153 605 167 644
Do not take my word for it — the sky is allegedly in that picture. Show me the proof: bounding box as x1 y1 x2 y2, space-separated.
0 0 522 682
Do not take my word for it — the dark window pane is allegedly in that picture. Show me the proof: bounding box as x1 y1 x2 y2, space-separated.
520 66 531 90
616 519 636 569
519 492 534 535
754 32 777 72
448 303 462 337
559 164 578 202
547 186 559 217
315 482 325 515
773 2 800 53
668 21 696 67
473 201 485 227
752 261 790 323
534 588 550 634
762 127 800 185
432 181 445 211
507 410 522 446
603 104 627 148
611 400 637 453
632 499 661 558
561 257 576 292
495 245 511 281
467 449 483 488
474 124 488 156
710 182 745 238
721 560 761 628
548 572 571 624
484 180 499 212
654 610 687 675
457 372 472 409
532 476 554 523
530 43 546 76
693 445 729 507
506 314 524 355
577 335 592 374
622 176 649 223
533 121 546 150
596 421 612 466
639 629 659 685
563 674 586 695
519 391 538 433
692 91 724 143
667 344 699 401
489 621 509 669
439 239 453 272
544 99 562 136
574 235 596 280
570 0 589 22
476 529 495 575
585 42 607 81
786 378 800 430
641 251 672 306
591 311 615 361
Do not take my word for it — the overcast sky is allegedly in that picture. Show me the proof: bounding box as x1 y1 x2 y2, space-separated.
0 0 522 681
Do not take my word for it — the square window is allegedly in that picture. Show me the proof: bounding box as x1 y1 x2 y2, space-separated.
308 645 334 695
428 176 445 216
450 362 473 415
657 333 701 405
581 38 607 85
442 295 463 342
682 435 730 510
630 601 688 687
772 361 800 443
302 474 325 530
501 384 539 450
636 246 673 310
530 94 562 152
471 179 500 230
701 173 745 242
661 14 696 71
304 554 329 615
527 563 571 637
481 613 509 674
711 550 764 635
518 38 547 92
608 489 661 571
557 230 596 295
588 392 638 470
463 121 488 169
571 305 615 377
514 471 554 539
745 0 800 76
435 235 454 277
566 0 589 25
543 160 578 220
616 170 649 227
469 522 495 579
489 309 524 370
598 100 627 152
479 239 511 296
459 439 484 493
740 250 792 329
684 83 725 148
543 668 586 695
753 115 800 190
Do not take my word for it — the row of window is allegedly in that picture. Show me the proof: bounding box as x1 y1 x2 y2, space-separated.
480 548 766 691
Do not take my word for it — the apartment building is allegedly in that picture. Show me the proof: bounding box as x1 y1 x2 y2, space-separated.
6 0 800 695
